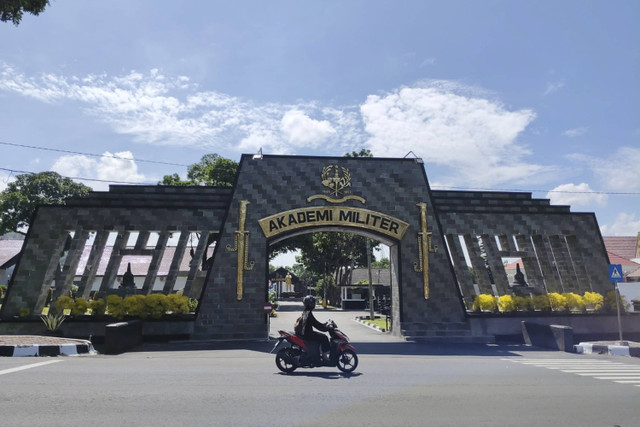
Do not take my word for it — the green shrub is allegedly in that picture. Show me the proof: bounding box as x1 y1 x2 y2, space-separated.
604 290 630 313
70 297 89 316
106 294 125 319
513 295 533 311
143 294 167 319
89 298 106 316
562 292 584 312
166 294 189 315
0 285 5 301
187 298 199 312
19 307 30 318
582 291 604 311
497 295 515 312
472 294 498 312
548 292 568 311
532 294 550 311
54 296 75 313
123 295 146 318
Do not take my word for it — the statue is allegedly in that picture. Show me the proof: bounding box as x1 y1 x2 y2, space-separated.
120 263 136 288
513 264 527 287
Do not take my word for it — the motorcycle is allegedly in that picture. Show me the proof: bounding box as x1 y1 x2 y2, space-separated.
272 319 358 373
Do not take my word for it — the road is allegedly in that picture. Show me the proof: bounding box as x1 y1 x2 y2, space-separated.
1 302 638 426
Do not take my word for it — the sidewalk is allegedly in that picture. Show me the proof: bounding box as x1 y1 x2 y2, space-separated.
575 340 640 358
0 335 96 357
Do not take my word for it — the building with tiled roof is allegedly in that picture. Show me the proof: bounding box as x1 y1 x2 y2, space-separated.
603 235 640 261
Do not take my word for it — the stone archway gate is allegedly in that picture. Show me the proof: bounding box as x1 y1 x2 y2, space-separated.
1 154 611 341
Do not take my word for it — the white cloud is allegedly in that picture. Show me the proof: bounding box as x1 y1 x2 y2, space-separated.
543 80 565 96
360 81 542 186
569 147 640 192
600 212 640 236
280 110 336 147
564 127 588 137
545 183 608 207
0 64 358 155
50 151 148 191
2 65 557 189
420 58 436 67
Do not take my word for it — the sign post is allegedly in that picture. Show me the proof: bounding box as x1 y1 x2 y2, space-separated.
263 302 273 342
608 264 624 344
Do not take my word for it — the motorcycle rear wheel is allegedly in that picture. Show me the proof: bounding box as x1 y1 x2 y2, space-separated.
275 348 297 373
337 350 358 373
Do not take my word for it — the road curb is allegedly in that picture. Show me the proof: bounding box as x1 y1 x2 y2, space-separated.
353 316 387 332
0 336 97 357
574 342 640 358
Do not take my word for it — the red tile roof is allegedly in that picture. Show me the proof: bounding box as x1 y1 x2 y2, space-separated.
603 236 639 260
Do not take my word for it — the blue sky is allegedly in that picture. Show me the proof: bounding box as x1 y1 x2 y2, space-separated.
0 0 638 240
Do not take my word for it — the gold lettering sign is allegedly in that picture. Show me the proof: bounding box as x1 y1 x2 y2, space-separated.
258 207 409 240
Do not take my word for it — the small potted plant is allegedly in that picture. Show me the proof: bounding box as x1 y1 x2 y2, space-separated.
41 311 66 336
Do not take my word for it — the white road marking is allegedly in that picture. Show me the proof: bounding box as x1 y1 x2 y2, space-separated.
504 358 640 388
0 359 62 376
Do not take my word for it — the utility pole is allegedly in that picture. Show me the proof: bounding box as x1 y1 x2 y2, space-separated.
367 238 374 320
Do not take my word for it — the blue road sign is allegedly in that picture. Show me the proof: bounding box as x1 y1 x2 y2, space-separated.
609 264 623 282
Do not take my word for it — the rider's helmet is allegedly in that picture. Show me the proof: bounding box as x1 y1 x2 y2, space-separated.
303 295 316 310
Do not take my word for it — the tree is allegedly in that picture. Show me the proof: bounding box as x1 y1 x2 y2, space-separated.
158 173 191 186
0 171 91 235
159 154 238 187
371 257 390 269
1 0 49 25
344 149 373 158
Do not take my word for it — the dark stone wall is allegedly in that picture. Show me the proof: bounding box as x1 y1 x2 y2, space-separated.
3 157 611 342
433 190 611 309
193 154 465 339
1 187 230 317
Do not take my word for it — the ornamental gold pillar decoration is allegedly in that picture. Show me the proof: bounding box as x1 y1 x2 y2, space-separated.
414 203 438 299
226 200 254 300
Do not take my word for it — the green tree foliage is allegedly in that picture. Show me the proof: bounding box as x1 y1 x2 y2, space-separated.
344 149 373 158
158 173 191 186
159 154 238 187
0 172 91 235
1 0 49 25
371 257 390 269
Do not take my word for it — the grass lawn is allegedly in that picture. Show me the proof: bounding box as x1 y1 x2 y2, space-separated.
360 316 389 331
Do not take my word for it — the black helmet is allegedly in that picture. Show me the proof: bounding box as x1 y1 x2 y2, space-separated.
303 295 316 310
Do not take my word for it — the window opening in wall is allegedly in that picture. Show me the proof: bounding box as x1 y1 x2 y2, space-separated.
476 235 495 284
529 235 549 292
458 234 480 289
115 255 152 289
503 257 527 287
444 235 455 266
146 232 161 249
495 235 502 251
512 235 520 251
126 232 139 248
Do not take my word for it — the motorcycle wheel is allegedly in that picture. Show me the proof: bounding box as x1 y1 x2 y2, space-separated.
336 350 358 373
275 348 297 373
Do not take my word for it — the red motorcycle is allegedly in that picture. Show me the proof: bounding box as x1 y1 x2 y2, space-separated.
272 319 358 373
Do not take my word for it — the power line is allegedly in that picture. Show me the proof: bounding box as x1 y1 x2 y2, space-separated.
2 166 638 195
431 185 640 196
0 140 190 167
0 167 157 185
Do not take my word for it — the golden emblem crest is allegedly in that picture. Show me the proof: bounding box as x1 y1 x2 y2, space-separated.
307 165 365 204
321 165 351 197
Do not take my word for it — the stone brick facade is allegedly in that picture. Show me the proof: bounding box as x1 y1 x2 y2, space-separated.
1 155 611 341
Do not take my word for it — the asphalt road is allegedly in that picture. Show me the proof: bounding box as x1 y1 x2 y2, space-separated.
1 303 638 426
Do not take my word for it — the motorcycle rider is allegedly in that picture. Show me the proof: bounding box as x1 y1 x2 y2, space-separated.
300 295 331 362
